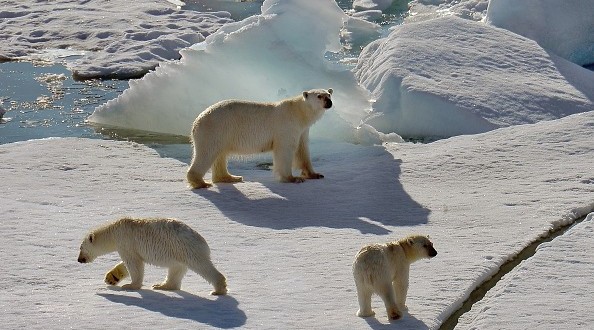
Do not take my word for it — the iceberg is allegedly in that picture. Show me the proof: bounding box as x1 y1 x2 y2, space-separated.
89 0 373 141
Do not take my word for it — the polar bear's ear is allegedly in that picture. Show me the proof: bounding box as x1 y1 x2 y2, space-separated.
303 91 309 99
88 233 95 243
328 88 333 95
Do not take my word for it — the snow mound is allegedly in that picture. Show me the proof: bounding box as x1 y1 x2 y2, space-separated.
89 0 373 141
354 16 594 138
486 0 594 66
0 0 233 79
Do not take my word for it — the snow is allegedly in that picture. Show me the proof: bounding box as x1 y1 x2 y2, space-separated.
354 16 594 138
456 213 594 329
0 0 233 79
486 0 594 66
2 0 594 328
352 0 395 11
2 109 593 329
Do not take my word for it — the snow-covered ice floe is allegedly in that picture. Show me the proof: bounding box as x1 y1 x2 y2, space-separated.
354 15 594 138
2 105 594 329
457 213 594 329
486 0 594 67
0 0 233 79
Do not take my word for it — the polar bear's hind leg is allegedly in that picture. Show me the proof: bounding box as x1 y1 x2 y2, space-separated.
153 264 188 290
211 154 243 183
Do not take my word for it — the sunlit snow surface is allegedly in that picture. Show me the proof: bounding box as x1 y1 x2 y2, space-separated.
486 0 594 66
355 16 594 137
2 111 593 329
457 213 594 329
2 0 594 329
0 0 234 79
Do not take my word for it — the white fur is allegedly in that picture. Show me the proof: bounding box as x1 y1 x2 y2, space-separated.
187 88 333 189
352 235 437 320
78 217 227 295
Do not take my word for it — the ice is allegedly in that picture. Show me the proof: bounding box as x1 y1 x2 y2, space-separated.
352 0 395 11
354 16 594 138
89 0 374 141
405 0 489 23
486 0 594 66
0 0 233 79
3 1 594 328
457 213 594 329
2 109 594 328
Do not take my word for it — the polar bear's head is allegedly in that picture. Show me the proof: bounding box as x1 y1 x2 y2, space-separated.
303 88 333 110
78 233 98 263
402 235 437 261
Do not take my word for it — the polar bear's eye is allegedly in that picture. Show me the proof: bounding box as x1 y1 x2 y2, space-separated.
317 95 323 99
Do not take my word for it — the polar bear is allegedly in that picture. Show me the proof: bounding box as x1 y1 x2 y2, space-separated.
78 217 227 295
187 88 333 189
352 235 437 320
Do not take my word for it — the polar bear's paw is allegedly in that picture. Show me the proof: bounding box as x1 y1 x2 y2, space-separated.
212 174 243 183
104 262 129 286
152 282 181 291
283 176 306 183
304 172 324 179
356 309 375 318
121 283 142 290
211 287 228 295
387 307 403 320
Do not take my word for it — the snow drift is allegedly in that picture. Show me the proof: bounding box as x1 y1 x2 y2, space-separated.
486 0 594 66
354 16 594 138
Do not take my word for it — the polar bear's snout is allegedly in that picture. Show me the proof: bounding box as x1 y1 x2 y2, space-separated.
78 253 88 263
427 245 438 258
323 97 332 109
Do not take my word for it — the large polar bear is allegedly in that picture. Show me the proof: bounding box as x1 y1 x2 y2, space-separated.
187 88 333 189
78 217 227 295
352 235 437 320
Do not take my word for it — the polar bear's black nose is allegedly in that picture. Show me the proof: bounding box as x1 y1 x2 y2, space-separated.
78 256 87 263
324 99 332 109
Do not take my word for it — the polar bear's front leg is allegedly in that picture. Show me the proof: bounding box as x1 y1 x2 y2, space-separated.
105 261 129 285
120 257 145 290
295 130 323 179
273 142 304 183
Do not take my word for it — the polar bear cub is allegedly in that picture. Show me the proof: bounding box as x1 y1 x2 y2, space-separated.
78 217 227 295
353 235 437 320
187 88 333 189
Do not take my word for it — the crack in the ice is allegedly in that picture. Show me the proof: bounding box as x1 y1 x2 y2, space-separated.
439 214 588 330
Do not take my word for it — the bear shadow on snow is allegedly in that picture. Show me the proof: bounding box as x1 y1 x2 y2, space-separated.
194 144 430 234
364 314 429 330
98 289 246 328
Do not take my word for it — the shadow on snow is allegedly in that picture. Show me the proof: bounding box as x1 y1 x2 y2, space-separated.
98 289 246 328
193 144 430 234
364 313 429 330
